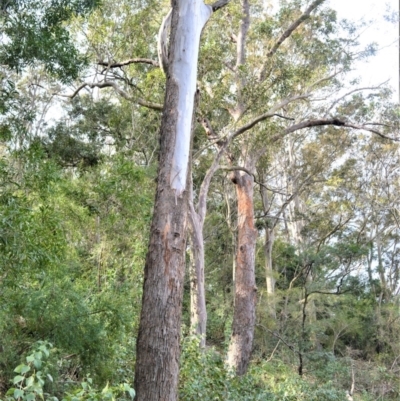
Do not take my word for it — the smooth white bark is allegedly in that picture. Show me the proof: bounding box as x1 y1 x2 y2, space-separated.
170 1 212 195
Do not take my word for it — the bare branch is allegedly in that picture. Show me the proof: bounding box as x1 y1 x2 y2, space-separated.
198 116 235 162
221 167 291 199
266 0 325 59
232 94 309 138
305 68 343 91
259 0 326 81
284 118 346 134
273 113 295 121
308 288 353 296
136 98 164 111
98 58 159 68
221 166 254 177
343 122 400 142
316 215 352 251
285 118 400 141
59 81 163 111
211 0 231 12
256 324 299 354
325 81 389 115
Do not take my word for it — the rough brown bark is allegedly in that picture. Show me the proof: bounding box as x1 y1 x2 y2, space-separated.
133 84 189 400
227 171 257 375
134 3 203 399
133 89 189 401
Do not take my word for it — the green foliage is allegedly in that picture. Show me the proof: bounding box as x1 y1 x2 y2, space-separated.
5 341 54 401
0 0 100 82
179 336 274 401
0 146 153 389
2 341 135 401
180 337 349 401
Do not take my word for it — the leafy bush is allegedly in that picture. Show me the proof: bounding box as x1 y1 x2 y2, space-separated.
2 342 134 401
179 336 347 401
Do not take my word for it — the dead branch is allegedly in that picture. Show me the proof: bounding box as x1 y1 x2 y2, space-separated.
256 324 299 354
97 58 159 68
284 119 400 142
211 0 231 12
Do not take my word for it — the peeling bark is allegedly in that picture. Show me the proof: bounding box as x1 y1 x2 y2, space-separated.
134 2 212 400
157 9 173 74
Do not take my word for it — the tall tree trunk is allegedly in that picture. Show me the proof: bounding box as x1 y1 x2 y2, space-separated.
375 224 388 300
226 0 257 376
189 189 207 348
227 171 257 375
261 178 276 318
264 227 276 317
188 114 232 348
134 2 212 400
260 183 276 307
265 228 275 294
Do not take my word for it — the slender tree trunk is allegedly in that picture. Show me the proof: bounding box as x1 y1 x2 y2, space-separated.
260 173 277 316
227 171 257 375
189 192 207 347
188 114 232 348
188 233 207 346
264 227 276 317
265 228 275 295
376 225 388 300
134 2 212 400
